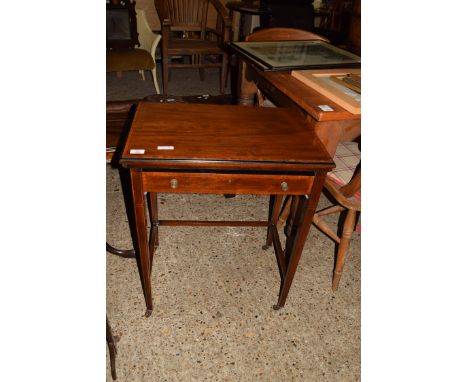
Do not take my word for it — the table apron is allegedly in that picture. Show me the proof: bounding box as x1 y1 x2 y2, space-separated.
141 171 314 195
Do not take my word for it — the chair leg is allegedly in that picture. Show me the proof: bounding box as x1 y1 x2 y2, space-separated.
199 68 206 81
151 66 160 94
332 209 357 291
139 70 146 80
220 54 228 94
193 55 205 81
162 59 169 96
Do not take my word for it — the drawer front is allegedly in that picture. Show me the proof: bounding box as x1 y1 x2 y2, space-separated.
142 172 314 195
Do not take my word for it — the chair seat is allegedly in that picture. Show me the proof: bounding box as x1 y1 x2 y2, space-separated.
106 49 155 72
324 177 360 212
167 38 224 56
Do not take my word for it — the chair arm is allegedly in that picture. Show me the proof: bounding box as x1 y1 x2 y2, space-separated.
209 0 230 20
209 0 232 42
150 33 162 60
340 169 360 198
206 27 222 38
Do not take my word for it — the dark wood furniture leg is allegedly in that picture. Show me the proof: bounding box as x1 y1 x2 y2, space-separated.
162 58 169 96
147 192 159 269
274 172 326 309
237 59 257 106
130 169 153 316
106 317 117 380
285 195 300 238
263 194 283 250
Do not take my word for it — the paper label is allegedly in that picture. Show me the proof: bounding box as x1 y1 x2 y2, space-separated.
157 146 175 150
129 149 145 154
318 104 334 111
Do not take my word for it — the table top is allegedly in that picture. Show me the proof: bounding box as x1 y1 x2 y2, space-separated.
230 40 361 72
120 103 333 172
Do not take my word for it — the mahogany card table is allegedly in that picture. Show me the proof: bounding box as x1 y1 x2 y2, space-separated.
120 102 334 316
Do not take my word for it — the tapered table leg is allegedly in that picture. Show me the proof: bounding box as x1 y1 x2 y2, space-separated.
263 194 283 250
274 172 327 309
147 192 159 270
285 195 300 239
130 169 153 316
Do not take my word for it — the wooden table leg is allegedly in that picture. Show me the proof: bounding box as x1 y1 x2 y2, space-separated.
130 169 153 317
263 194 283 250
147 192 159 270
237 59 257 106
285 195 300 240
274 172 327 309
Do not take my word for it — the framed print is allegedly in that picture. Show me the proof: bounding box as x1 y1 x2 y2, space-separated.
230 40 361 71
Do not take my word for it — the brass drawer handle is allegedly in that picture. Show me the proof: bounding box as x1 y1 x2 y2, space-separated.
170 179 178 189
280 181 288 191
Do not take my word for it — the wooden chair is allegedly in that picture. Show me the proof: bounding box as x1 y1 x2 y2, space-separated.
107 6 162 94
154 0 231 96
312 141 361 290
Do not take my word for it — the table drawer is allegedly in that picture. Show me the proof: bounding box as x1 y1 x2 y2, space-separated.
142 172 314 195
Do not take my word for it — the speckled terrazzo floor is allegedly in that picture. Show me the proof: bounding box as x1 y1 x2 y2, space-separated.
106 66 360 381
106 166 361 381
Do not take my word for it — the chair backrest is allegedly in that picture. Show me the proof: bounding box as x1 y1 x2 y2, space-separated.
246 27 329 42
136 9 156 52
154 0 210 36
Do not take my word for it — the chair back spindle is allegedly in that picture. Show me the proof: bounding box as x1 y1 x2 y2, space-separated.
158 0 209 33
